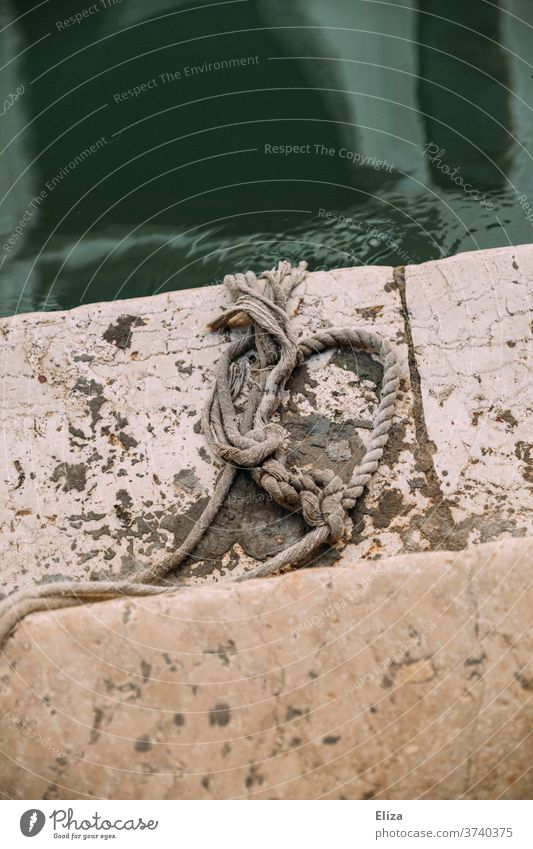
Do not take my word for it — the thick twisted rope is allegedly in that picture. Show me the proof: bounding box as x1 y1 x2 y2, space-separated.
0 261 399 647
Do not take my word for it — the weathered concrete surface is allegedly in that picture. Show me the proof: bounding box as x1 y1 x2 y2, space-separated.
2 247 530 598
0 264 419 591
406 245 532 548
0 246 533 592
0 536 531 800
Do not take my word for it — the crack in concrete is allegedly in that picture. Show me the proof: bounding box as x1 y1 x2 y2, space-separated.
393 266 464 551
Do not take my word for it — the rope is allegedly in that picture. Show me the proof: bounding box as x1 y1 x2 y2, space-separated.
0 261 399 648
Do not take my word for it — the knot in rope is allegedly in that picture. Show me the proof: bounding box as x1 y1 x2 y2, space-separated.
297 469 351 544
254 461 350 544
202 263 305 472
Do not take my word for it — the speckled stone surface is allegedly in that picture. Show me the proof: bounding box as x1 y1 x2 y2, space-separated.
0 537 531 800
0 264 416 592
406 245 532 549
2 248 530 599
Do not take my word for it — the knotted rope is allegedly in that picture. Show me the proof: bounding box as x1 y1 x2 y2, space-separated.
0 261 399 648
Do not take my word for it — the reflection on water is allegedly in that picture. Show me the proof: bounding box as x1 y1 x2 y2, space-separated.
1 0 533 316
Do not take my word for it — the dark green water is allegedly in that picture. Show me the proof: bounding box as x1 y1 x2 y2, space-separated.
1 0 533 316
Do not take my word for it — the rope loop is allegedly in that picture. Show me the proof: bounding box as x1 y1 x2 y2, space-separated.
204 261 400 553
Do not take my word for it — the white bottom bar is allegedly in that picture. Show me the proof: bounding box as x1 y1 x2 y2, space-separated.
3 799 532 848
